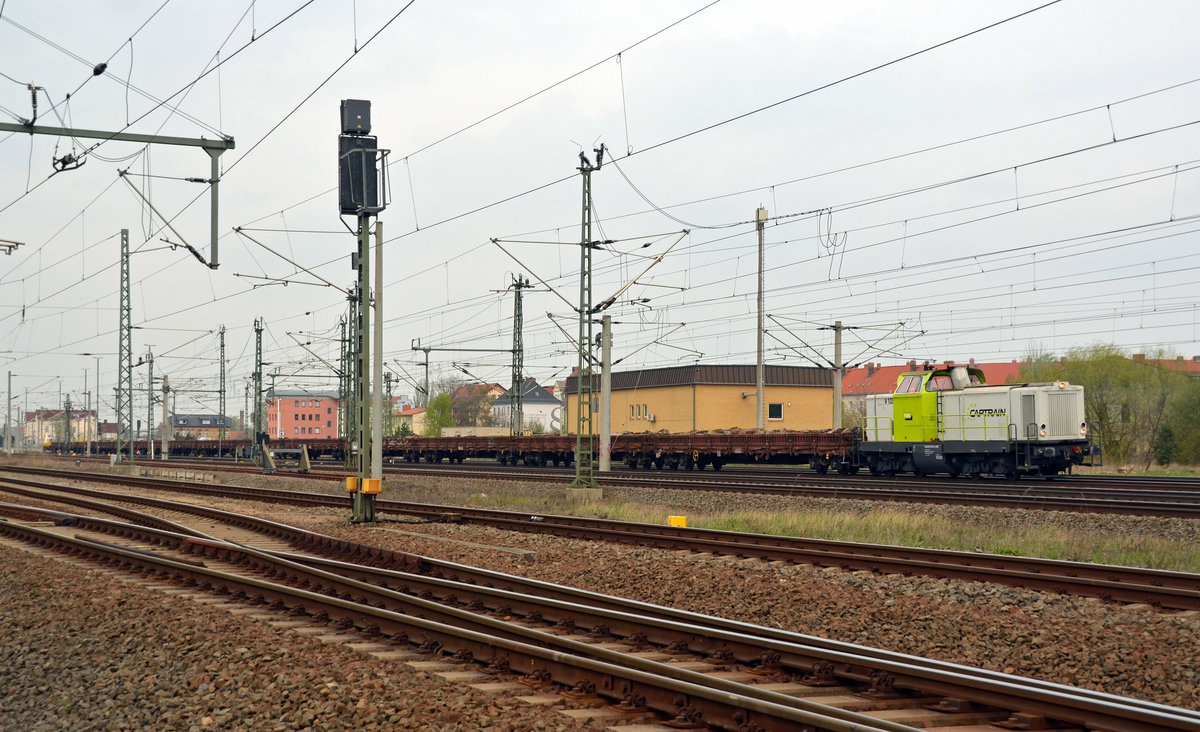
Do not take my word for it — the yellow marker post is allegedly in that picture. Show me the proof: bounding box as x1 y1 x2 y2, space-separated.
345 476 358 493
667 515 687 527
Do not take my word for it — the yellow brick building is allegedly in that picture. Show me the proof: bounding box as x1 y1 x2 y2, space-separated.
564 364 832 433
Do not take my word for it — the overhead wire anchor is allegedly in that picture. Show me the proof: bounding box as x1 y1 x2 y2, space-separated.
118 168 212 266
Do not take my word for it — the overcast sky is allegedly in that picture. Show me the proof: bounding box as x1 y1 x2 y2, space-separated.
2 0 1198 418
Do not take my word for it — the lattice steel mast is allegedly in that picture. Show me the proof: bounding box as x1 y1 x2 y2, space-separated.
572 145 604 489
116 229 134 463
510 274 532 435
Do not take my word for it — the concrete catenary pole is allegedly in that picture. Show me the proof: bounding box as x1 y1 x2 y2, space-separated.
833 320 843 429
146 350 155 460
5 370 10 455
599 314 612 472
371 220 383 481
755 207 767 431
161 374 169 460
85 368 91 457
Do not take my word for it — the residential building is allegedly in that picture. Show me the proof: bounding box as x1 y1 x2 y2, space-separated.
1132 353 1200 378
564 364 833 434
395 406 427 435
491 378 562 432
266 389 340 440
448 382 505 426
169 414 236 440
23 409 98 445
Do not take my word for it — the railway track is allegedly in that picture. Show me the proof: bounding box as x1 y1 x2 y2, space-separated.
62 454 1200 493
4 466 1199 610
75 451 1200 492
36 458 1200 519
3 494 1198 731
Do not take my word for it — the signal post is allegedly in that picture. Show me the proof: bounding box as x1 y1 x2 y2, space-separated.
338 99 388 523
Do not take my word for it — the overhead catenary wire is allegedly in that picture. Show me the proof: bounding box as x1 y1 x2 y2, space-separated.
4 4 1198 388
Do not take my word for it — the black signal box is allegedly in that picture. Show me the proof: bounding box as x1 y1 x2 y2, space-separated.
340 99 371 135
339 135 379 214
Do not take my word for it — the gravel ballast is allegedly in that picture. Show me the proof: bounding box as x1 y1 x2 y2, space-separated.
0 545 588 732
3 466 1199 731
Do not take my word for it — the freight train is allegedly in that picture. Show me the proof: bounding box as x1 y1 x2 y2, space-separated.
50 366 1101 479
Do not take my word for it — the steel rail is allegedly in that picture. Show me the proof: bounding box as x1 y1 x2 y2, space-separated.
4 507 1197 732
0 520 915 732
4 471 1199 609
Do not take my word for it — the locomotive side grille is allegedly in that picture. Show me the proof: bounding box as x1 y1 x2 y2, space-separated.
1048 392 1076 436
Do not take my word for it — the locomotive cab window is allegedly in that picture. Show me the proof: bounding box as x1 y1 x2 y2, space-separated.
768 403 783 420
926 374 953 391
895 375 922 393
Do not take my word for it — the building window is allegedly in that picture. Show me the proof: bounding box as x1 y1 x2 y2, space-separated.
327 421 331 427
327 407 331 414
768 403 783 420
315 427 320 435
294 400 299 407
630 405 635 418
293 427 299 434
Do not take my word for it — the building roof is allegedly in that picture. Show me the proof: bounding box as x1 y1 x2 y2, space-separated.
266 389 341 399
493 378 560 406
170 414 235 428
397 406 426 417
23 409 96 420
1133 353 1200 375
565 364 831 393
841 359 1025 396
450 383 505 399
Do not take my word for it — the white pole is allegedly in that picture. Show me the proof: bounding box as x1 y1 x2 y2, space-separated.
161 374 169 460
755 207 767 431
5 370 10 455
599 315 612 472
371 220 384 480
833 320 843 429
